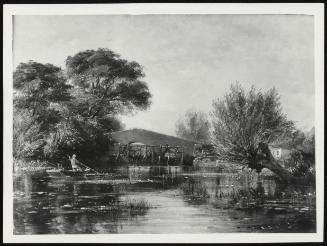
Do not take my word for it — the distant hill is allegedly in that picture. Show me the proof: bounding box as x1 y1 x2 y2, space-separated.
110 128 199 155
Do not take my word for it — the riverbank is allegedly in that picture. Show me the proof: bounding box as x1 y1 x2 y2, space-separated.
13 158 58 176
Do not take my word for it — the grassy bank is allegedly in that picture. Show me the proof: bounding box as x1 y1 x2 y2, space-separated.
13 158 57 175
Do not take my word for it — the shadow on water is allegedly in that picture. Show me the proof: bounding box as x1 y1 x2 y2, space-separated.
13 165 316 234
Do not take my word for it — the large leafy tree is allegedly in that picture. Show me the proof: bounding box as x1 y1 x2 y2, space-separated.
65 48 151 119
211 83 302 183
13 61 72 159
13 49 150 164
13 61 72 131
175 109 210 143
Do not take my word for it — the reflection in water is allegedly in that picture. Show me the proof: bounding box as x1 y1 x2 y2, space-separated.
13 165 316 234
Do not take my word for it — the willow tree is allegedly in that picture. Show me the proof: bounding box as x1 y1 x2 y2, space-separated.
65 48 151 119
211 83 304 183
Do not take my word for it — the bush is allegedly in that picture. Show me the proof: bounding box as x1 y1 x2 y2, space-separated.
13 109 45 159
284 149 314 178
43 116 113 163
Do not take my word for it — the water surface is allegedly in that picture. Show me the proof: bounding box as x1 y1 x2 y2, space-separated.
13 165 316 234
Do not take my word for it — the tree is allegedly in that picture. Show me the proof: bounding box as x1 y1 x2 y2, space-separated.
302 127 315 154
279 129 306 149
13 61 72 132
13 61 73 160
65 48 151 119
43 116 112 163
210 83 302 183
13 48 151 165
175 109 210 143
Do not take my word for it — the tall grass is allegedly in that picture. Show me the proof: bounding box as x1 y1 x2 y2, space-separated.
124 198 151 216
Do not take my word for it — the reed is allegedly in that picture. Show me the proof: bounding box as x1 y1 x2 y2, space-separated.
124 198 151 216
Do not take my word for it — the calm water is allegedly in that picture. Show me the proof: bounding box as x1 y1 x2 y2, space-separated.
13 165 316 234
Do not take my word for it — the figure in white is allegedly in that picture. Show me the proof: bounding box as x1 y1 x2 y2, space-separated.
68 154 82 171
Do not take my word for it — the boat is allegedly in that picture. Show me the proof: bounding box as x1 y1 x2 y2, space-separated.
46 158 103 178
46 168 92 178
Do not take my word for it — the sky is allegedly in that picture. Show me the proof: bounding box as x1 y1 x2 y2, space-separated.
13 15 315 136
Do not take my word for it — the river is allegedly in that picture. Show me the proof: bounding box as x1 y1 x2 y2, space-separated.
13 165 316 234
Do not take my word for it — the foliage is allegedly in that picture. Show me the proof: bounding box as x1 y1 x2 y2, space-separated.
66 48 151 118
279 129 306 149
13 61 72 160
175 108 211 143
43 117 113 164
301 127 315 155
211 83 294 171
13 49 150 164
280 127 315 179
193 143 216 158
96 115 125 133
278 127 315 154
14 61 71 131
283 151 315 182
13 109 45 159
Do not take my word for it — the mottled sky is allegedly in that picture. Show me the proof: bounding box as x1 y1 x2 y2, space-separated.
13 15 314 135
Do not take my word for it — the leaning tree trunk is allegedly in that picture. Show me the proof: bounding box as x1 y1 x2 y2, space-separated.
257 142 310 185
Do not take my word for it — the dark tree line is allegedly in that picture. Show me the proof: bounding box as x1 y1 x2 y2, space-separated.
13 48 152 165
